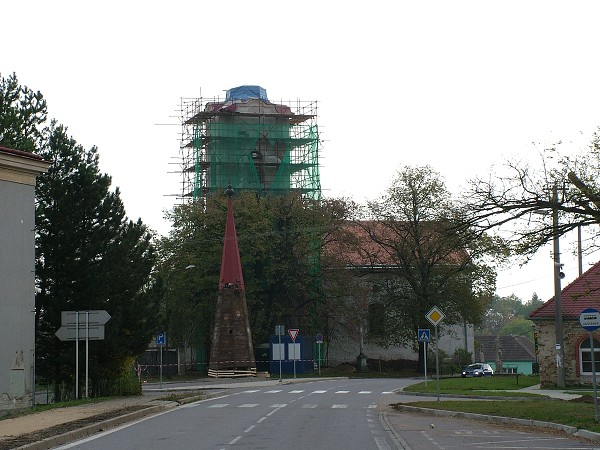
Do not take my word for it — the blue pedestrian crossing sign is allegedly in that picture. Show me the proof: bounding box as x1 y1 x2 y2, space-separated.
418 328 431 342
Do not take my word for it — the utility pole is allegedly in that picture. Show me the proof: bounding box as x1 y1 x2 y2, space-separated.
553 183 565 388
578 224 583 276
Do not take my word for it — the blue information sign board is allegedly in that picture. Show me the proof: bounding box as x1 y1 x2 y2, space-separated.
580 308 600 332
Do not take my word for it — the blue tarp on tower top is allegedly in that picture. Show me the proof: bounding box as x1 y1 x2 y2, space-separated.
225 85 269 102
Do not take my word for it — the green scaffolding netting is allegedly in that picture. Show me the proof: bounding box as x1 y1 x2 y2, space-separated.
192 120 320 200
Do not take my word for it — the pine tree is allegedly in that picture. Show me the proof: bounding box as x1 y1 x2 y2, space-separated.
0 72 47 151
35 122 158 398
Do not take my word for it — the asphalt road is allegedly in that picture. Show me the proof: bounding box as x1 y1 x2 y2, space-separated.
55 378 600 450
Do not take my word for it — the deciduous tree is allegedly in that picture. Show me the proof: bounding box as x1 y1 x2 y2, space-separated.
159 191 354 358
357 166 503 371
464 132 600 257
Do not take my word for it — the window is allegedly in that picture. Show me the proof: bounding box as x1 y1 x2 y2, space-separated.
368 303 385 337
579 339 600 374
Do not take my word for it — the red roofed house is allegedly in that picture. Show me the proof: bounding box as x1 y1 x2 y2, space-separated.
475 335 536 375
529 260 600 387
324 221 475 367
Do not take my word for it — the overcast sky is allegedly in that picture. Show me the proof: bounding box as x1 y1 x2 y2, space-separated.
5 1 600 303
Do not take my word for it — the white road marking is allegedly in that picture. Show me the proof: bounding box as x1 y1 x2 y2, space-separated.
208 404 229 408
303 404 318 408
239 404 258 408
373 436 391 450
313 390 327 393
289 390 304 393
266 390 282 393
270 404 287 408
332 404 348 408
358 391 372 394
336 390 350 394
242 390 260 393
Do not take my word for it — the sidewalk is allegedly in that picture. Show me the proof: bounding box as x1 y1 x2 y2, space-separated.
510 383 584 400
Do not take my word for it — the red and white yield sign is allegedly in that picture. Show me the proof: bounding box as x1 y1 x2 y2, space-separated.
288 328 299 342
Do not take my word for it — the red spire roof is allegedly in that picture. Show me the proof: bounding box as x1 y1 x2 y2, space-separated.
529 260 600 320
219 191 245 290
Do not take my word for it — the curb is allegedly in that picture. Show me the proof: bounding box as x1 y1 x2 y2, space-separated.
16 391 226 449
395 391 552 401
394 405 600 442
16 402 177 450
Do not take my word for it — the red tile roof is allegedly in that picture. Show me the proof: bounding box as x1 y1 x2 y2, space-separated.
529 260 600 320
324 220 469 267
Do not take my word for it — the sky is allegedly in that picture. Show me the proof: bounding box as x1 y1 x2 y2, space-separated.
5 1 600 303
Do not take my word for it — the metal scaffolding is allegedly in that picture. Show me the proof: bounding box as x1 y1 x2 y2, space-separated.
177 86 321 203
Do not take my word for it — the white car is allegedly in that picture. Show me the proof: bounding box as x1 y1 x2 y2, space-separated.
461 363 494 377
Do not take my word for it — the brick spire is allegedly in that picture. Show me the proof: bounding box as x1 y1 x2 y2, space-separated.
218 186 245 290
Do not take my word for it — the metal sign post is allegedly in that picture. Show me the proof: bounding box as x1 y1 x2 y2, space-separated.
418 329 431 386
426 307 445 402
275 325 284 382
579 308 600 422
85 311 89 398
289 329 299 379
316 333 324 376
157 332 166 388
590 334 598 423
75 312 79 399
56 310 111 399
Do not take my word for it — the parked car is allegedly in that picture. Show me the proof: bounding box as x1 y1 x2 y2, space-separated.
461 363 494 378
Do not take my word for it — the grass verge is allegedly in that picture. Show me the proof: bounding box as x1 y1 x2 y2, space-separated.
396 397 600 433
403 375 541 396
399 375 600 433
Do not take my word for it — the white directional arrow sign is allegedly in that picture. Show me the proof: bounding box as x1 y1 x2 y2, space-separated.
61 310 111 326
55 325 105 341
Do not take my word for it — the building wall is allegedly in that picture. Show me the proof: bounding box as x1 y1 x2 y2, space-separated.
0 149 48 410
327 322 474 367
0 179 35 408
488 361 533 375
536 319 600 387
324 272 475 368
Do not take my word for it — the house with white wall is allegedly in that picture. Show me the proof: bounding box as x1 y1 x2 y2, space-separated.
0 146 49 409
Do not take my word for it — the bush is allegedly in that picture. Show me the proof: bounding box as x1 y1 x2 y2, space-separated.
452 348 472 368
93 375 142 397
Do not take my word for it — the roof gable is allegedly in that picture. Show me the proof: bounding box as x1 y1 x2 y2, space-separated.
476 335 536 361
529 260 600 320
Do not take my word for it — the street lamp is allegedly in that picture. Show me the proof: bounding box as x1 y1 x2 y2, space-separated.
164 264 195 377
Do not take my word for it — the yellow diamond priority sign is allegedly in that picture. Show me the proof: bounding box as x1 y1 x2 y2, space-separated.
426 306 445 327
